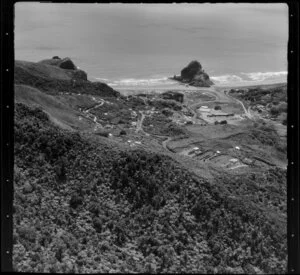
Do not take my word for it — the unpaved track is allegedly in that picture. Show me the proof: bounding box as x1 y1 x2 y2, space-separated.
135 111 173 151
83 97 105 130
186 87 251 119
131 84 255 152
136 112 150 136
224 90 252 118
162 137 172 150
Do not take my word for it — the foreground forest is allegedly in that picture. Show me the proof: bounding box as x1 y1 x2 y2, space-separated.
13 103 286 273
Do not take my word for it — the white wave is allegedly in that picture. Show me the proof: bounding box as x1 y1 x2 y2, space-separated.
210 74 244 84
211 71 287 86
241 71 287 81
107 77 174 87
93 71 287 87
94 77 109 81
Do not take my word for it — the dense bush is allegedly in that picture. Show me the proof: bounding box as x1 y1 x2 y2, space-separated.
162 109 173 117
148 99 182 111
270 102 287 116
143 113 187 137
229 86 287 121
13 103 286 273
250 121 286 152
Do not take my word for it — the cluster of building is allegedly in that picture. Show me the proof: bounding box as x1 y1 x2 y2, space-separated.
127 140 142 147
198 106 233 117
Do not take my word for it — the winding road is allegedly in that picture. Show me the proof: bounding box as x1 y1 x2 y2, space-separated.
186 88 252 120
135 110 173 151
83 96 105 130
224 90 252 119
162 137 172 150
132 86 255 152
136 112 150 136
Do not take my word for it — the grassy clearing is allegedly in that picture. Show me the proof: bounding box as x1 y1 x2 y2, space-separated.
15 84 92 131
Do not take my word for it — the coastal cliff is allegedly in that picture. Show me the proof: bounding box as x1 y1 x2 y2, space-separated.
171 60 214 87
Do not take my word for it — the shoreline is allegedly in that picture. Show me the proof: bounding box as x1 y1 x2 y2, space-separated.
112 81 287 96
89 73 287 90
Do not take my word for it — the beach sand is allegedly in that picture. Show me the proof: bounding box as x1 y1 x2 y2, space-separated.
113 81 286 96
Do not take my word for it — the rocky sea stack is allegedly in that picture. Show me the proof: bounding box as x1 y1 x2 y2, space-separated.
171 60 214 87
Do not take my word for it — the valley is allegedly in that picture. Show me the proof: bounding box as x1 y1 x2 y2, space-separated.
34 79 285 174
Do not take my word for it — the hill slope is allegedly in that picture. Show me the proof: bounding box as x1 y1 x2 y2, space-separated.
15 84 92 131
13 58 287 273
13 103 286 273
15 59 120 97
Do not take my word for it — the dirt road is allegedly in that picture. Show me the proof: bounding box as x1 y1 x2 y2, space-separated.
136 112 150 136
83 97 105 130
224 90 252 119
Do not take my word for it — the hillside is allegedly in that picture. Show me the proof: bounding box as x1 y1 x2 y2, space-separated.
14 84 93 131
15 59 120 97
14 103 286 273
13 58 287 273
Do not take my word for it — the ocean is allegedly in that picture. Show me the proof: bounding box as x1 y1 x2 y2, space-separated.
15 3 288 87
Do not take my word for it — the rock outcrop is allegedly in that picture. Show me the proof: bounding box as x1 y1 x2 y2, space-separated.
59 58 76 70
171 60 214 87
38 57 87 81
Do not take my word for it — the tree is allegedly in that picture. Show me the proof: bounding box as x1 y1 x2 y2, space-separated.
270 107 279 116
69 194 83 209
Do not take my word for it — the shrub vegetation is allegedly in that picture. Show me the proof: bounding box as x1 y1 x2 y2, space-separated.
13 103 286 273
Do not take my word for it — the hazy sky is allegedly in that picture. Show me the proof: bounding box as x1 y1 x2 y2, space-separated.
15 3 288 79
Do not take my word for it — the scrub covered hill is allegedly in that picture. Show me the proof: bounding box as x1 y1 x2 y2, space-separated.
13 103 286 273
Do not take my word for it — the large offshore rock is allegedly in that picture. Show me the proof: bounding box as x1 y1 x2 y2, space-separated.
172 60 214 87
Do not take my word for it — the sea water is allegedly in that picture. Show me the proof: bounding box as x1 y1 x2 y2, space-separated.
15 3 288 87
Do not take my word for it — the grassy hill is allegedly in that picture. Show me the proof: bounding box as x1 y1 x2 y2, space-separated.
15 84 93 131
15 60 74 81
15 60 120 97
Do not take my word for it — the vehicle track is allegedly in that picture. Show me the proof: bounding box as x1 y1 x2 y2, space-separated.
82 96 105 130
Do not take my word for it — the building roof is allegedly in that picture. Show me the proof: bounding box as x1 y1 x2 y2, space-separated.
229 158 238 163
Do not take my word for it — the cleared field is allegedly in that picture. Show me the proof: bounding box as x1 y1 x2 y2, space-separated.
14 84 93 131
15 60 73 81
184 91 216 105
185 124 243 139
55 93 100 110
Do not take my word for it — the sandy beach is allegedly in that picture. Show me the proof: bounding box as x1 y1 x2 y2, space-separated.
113 81 287 96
